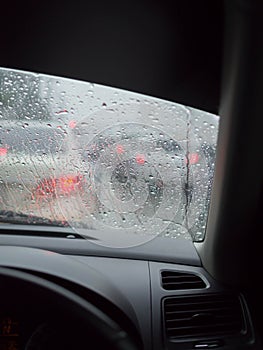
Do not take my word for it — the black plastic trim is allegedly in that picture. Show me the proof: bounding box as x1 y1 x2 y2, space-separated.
0 228 201 266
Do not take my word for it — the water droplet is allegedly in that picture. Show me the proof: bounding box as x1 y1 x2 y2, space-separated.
55 109 68 115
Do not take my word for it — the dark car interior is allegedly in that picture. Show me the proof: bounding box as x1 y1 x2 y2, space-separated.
0 0 262 349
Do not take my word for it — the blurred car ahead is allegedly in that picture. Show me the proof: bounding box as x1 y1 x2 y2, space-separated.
0 121 85 218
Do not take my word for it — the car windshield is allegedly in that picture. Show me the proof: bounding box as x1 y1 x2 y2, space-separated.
0 68 219 246
0 127 66 155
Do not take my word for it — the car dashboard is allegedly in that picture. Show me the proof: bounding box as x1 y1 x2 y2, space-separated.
0 227 258 350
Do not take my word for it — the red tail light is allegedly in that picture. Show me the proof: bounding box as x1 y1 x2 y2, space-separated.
34 178 57 198
116 144 124 154
58 175 83 194
136 154 145 165
68 120 77 129
0 147 8 156
34 174 83 199
185 153 199 165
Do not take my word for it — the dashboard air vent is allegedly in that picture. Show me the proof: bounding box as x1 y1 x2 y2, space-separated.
163 294 245 340
161 271 206 290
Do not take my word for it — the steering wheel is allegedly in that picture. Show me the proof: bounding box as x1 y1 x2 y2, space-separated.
0 267 139 350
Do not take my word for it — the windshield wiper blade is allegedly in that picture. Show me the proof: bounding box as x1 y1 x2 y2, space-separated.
0 210 70 227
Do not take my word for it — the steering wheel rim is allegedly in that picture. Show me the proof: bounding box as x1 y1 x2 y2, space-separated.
0 267 139 350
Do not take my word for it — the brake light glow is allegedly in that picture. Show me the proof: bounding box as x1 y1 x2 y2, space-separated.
185 153 199 165
69 120 77 129
58 175 83 194
34 178 56 198
34 175 83 198
0 147 8 156
116 144 124 154
136 154 145 165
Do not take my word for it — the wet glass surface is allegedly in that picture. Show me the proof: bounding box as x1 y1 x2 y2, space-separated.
0 68 219 247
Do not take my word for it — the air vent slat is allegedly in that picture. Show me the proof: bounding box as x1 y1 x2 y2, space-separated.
161 271 206 291
162 275 200 280
164 306 240 314
167 321 241 331
164 281 204 287
165 299 234 307
166 319 241 327
167 328 239 339
166 313 241 322
163 294 245 340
